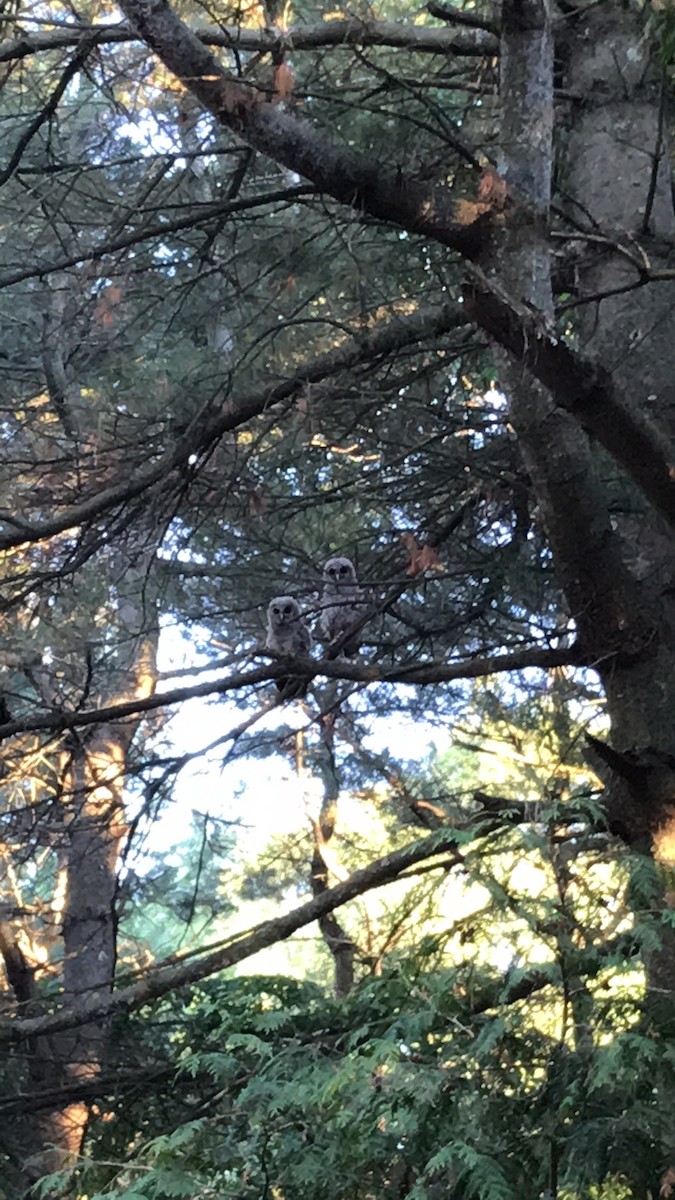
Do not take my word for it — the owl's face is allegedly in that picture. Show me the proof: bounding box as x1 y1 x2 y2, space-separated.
268 596 301 628
323 557 356 586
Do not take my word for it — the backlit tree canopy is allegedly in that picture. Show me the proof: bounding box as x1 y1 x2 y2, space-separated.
1 0 675 1196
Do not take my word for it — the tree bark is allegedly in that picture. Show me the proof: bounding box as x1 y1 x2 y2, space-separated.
113 0 675 538
493 0 675 994
11 571 158 1187
559 1 675 995
310 719 357 998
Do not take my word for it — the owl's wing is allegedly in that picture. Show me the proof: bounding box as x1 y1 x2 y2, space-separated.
320 600 338 637
297 622 312 654
275 626 311 699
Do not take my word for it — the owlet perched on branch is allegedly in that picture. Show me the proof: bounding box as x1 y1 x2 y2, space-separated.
266 595 312 698
320 556 366 658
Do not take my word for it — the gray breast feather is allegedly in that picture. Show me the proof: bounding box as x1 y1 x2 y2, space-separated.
320 585 366 639
266 622 311 656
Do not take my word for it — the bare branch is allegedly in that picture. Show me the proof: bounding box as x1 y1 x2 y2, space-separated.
0 38 93 189
0 17 496 65
116 0 489 257
426 1 499 35
0 186 317 290
464 262 675 534
0 643 582 741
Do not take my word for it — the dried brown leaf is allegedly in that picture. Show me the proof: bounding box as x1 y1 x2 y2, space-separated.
477 166 510 210
402 532 442 577
93 284 123 329
274 61 295 102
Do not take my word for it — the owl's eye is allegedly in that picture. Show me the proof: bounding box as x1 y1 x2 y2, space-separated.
284 604 294 615
339 565 350 576
273 606 281 615
329 567 338 577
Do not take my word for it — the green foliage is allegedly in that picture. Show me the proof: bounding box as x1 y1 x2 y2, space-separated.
70 948 672 1200
1 2 674 1199
649 3 675 70
120 817 237 962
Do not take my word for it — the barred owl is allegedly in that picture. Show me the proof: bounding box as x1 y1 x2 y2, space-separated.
266 595 312 698
320 556 366 658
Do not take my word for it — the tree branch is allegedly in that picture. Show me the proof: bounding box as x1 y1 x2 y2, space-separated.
464 263 675 534
0 830 465 1042
426 1 499 35
0 933 635 1118
114 0 675 535
0 186 316 290
0 37 93 189
0 643 582 741
469 932 637 1016
0 17 496 65
116 0 489 257
0 303 468 550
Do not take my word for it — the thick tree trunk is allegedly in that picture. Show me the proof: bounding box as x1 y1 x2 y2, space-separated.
490 3 638 659
32 727 138 1176
3 588 158 1188
561 1 675 986
497 0 675 995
